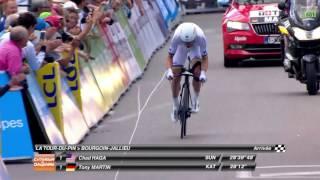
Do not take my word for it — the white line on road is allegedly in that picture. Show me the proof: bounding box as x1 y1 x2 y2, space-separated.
260 171 320 177
114 86 142 180
108 113 138 123
256 165 320 169
236 165 320 179
237 171 320 179
114 72 166 180
139 74 166 113
107 102 171 123
129 85 142 144
238 175 320 179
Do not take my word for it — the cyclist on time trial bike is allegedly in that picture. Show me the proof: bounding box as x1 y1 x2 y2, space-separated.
165 22 209 123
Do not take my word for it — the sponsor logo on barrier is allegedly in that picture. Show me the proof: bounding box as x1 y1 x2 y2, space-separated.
0 120 24 131
26 71 66 144
0 77 34 159
63 55 79 91
62 50 82 111
42 66 58 108
36 63 63 134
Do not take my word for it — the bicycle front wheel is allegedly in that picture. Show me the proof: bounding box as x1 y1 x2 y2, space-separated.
180 84 190 139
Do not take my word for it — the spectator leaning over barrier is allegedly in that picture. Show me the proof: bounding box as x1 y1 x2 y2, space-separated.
0 73 25 97
64 7 93 61
65 7 81 35
61 7 94 59
0 0 18 32
0 26 29 77
96 0 118 25
44 15 76 67
0 12 47 71
86 0 116 25
120 0 133 19
63 0 85 23
63 0 97 40
134 0 145 16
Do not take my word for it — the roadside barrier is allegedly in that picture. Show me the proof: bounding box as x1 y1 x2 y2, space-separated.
1 0 181 161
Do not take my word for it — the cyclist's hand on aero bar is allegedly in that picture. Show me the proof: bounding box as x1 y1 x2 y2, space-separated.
199 70 207 83
166 68 174 80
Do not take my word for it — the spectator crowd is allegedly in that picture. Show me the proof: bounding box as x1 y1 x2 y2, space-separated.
0 0 146 96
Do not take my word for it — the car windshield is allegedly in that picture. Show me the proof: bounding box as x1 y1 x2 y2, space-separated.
290 0 320 29
236 0 279 4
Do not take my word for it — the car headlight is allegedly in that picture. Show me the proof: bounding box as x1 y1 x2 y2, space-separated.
227 21 250 32
292 27 320 40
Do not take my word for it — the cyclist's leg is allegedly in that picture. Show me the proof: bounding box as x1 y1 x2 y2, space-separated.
170 66 182 122
170 46 188 121
171 65 183 108
172 45 188 102
191 60 201 90
190 46 202 112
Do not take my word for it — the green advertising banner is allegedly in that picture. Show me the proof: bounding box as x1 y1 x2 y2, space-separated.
116 11 146 69
84 25 127 109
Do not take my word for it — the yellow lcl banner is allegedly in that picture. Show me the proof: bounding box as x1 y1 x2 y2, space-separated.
36 62 64 135
62 49 82 112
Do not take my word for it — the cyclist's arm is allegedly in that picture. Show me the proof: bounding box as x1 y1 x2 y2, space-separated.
166 37 178 69
199 35 208 71
202 55 208 72
166 54 174 69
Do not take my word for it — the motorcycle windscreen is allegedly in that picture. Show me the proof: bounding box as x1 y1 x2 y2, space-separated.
290 0 320 30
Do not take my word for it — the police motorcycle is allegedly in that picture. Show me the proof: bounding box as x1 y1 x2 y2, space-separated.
278 0 320 95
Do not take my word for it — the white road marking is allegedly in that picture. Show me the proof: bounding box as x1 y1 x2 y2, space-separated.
236 165 320 179
238 175 320 179
107 102 171 123
260 171 320 177
114 72 166 180
257 165 320 169
139 74 166 114
108 113 138 123
237 171 253 178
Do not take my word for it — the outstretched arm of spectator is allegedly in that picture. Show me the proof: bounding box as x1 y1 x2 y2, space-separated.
55 43 76 67
0 84 10 97
126 0 134 9
77 14 94 40
134 0 145 16
24 42 46 70
78 50 94 62
0 73 26 97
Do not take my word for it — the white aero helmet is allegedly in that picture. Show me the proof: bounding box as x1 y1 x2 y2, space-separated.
179 22 197 43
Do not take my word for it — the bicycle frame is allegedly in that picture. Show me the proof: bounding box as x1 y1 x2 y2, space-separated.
178 62 194 139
